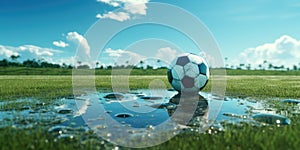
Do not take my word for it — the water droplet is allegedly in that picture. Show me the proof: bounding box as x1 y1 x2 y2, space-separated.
106 133 112 137
58 134 76 140
146 125 155 130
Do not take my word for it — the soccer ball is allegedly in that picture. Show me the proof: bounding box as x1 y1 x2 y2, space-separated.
167 53 209 93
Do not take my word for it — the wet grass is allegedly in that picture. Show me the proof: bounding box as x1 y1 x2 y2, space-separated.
148 119 300 150
1 75 300 149
0 127 115 150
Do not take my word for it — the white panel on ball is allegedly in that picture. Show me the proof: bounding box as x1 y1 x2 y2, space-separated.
183 62 200 78
171 65 184 80
195 74 207 89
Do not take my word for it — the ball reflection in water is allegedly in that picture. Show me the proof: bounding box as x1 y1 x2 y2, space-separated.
168 93 209 131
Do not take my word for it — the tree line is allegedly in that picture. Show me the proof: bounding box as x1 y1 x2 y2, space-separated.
0 55 166 69
224 58 300 71
0 55 73 69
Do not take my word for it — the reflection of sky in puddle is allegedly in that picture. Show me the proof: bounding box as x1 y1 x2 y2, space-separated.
102 100 170 128
99 90 175 128
74 90 262 129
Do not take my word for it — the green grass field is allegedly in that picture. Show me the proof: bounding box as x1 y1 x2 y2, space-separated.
0 70 300 149
2 67 300 76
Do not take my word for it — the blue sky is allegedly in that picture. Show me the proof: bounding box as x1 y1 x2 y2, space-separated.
1 0 300 68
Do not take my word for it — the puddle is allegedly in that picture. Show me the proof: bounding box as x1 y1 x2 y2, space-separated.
0 89 297 145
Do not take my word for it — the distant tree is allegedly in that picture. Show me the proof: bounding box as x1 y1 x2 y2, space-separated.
125 60 129 67
77 64 90 69
23 59 39 68
239 64 245 70
139 60 144 69
68 65 73 69
107 65 112 69
224 57 228 68
268 63 273 70
293 65 297 71
230 65 234 69
157 59 161 68
146 65 153 69
258 64 262 70
62 63 67 68
0 59 9 67
10 55 20 61
263 60 268 70
246 64 251 70
95 62 100 69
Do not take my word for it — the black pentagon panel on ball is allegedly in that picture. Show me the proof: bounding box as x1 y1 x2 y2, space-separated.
176 56 190 66
181 76 195 88
167 69 173 83
198 63 207 75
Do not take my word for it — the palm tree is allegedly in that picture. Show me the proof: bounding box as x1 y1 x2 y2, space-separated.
139 60 144 69
268 63 273 70
96 62 100 68
224 57 228 69
263 60 268 70
125 60 129 68
246 64 251 70
156 59 161 69
258 64 262 70
239 64 245 70
293 65 297 71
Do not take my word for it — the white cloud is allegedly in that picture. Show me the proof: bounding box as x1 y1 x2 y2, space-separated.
104 48 145 65
66 32 91 59
0 45 19 57
0 45 62 59
103 47 179 68
124 2 147 15
233 35 300 69
96 0 149 21
155 47 178 64
96 12 130 22
53 40 69 48
55 56 76 66
97 0 120 7
19 45 56 56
